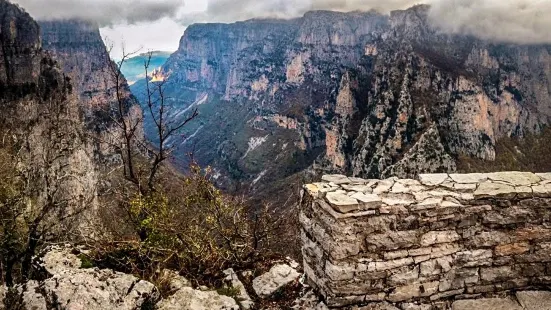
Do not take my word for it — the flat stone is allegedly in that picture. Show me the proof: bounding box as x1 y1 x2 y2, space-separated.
325 192 360 213
374 180 395 194
157 287 239 310
515 186 533 197
420 231 460 246
391 182 412 193
313 182 339 193
537 173 551 181
449 173 488 184
516 291 551 310
342 184 373 193
419 174 449 186
322 174 351 184
412 197 443 211
348 177 368 184
474 181 515 198
487 171 541 186
304 184 321 198
252 264 300 298
452 298 522 310
381 194 415 206
350 192 382 209
533 183 551 197
454 183 477 192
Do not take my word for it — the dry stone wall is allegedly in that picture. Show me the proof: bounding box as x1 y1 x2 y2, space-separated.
300 172 551 308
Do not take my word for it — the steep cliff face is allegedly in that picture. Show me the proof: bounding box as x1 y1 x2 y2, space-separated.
133 6 551 197
39 19 143 164
39 19 140 132
0 0 98 231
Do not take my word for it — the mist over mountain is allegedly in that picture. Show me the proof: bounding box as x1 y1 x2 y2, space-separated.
126 5 551 202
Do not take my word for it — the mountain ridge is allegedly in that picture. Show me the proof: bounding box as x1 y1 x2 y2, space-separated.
130 5 551 201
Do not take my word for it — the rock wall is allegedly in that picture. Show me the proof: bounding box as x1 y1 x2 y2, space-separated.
301 172 551 308
137 5 551 201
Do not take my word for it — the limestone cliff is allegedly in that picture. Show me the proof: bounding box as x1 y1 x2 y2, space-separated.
39 19 143 161
0 0 98 232
132 6 551 198
39 20 139 123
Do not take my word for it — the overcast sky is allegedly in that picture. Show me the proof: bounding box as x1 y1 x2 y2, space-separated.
11 0 551 58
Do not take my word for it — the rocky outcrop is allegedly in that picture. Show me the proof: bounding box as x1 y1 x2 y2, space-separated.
39 19 139 129
0 0 98 234
12 248 159 309
8 247 244 310
301 172 551 308
157 287 239 310
134 5 551 199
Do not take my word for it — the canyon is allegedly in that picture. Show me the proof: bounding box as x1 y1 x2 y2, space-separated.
132 5 551 201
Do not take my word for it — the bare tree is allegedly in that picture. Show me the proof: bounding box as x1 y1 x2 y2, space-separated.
104 48 198 196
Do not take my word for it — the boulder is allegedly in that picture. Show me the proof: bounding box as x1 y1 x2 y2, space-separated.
253 264 301 298
19 247 160 310
223 268 254 309
156 287 239 310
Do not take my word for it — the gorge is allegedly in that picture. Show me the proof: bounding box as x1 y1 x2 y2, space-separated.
129 5 551 202
2 0 551 309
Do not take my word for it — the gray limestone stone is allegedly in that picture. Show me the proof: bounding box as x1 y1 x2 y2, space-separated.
420 231 460 246
452 298 522 310
350 192 383 209
325 192 360 213
474 181 516 198
516 291 551 310
487 171 541 186
252 264 300 298
322 174 351 184
419 174 449 186
157 287 239 310
449 173 488 184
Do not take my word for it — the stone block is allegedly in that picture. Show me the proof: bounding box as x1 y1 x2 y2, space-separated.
388 266 420 286
480 266 515 283
420 231 460 246
419 174 449 186
487 172 541 186
495 242 530 256
373 257 414 271
326 192 360 213
387 282 439 303
474 181 516 199
322 175 351 184
325 260 355 281
366 230 420 250
452 298 523 310
516 291 551 310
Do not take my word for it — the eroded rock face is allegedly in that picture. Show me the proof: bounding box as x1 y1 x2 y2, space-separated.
133 5 551 200
0 0 99 235
12 248 243 310
12 248 159 310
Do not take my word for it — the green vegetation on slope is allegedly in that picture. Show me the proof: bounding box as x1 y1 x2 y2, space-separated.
458 127 551 173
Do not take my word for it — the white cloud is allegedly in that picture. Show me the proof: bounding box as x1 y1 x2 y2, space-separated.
429 0 551 44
